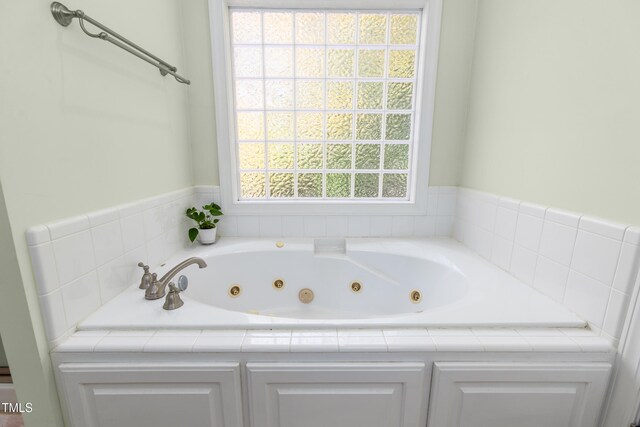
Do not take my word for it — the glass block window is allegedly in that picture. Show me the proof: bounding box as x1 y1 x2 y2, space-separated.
230 9 421 200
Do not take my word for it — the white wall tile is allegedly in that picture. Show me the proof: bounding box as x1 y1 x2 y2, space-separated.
98 245 146 303
436 194 457 216
603 290 630 339
282 216 304 237
498 197 519 211
518 202 546 218
61 271 101 328
347 215 371 236
39 290 67 342
490 236 513 271
572 230 622 285
538 220 577 266
564 271 610 327
26 225 50 246
545 208 580 228
613 243 640 294
510 245 537 285
494 206 518 240
392 216 414 237
119 212 146 252
624 227 640 245
439 186 458 195
29 187 196 347
466 225 493 260
370 216 393 237
29 243 59 295
259 216 283 237
122 245 148 279
533 256 569 302
514 213 544 251
47 215 90 240
426 193 438 216
236 216 260 237
455 193 470 221
87 208 119 228
303 216 327 237
218 215 238 237
414 216 436 237
142 206 165 240
476 199 497 231
453 219 465 242
52 230 96 285
146 234 169 267
91 220 125 266
435 216 455 237
580 216 626 241
325 216 348 237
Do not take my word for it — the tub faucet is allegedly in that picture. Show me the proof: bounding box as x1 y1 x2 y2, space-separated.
145 257 207 300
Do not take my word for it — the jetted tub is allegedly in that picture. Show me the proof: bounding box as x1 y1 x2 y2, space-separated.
79 238 586 330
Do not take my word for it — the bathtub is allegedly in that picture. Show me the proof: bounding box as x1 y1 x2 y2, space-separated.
79 238 586 330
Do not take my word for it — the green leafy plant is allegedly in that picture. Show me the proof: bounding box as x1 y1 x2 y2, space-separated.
186 203 223 242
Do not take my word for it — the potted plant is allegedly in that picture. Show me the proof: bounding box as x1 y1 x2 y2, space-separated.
186 203 223 245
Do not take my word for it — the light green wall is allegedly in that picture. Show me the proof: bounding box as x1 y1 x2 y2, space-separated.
181 1 219 187
461 0 640 225
184 0 477 187
0 1 193 425
0 180 62 426
429 0 477 186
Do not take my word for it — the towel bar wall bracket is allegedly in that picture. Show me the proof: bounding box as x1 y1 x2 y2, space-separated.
50 2 191 85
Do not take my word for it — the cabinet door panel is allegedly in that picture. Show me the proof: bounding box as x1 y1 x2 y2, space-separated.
247 362 427 427
58 363 243 427
428 362 611 427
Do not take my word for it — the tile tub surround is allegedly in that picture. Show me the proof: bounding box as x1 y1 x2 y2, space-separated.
27 188 196 348
28 185 456 349
55 327 614 354
28 183 638 350
455 188 640 344
194 185 458 238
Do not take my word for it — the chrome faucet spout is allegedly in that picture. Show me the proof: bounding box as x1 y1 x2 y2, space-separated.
145 257 207 300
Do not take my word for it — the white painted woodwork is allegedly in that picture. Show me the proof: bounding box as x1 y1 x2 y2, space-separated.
247 362 427 427
601 268 640 427
428 362 612 427
57 362 243 427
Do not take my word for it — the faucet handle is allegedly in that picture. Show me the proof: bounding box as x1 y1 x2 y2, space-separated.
163 281 185 310
144 273 165 300
177 275 188 291
138 262 152 289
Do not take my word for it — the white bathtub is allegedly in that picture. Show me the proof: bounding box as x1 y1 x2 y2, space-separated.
79 238 586 330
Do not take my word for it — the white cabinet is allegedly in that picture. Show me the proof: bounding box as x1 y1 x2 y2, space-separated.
246 362 427 427
55 359 613 427
57 362 243 427
427 362 611 427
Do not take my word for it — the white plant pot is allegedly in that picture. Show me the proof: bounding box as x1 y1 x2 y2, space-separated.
197 227 217 245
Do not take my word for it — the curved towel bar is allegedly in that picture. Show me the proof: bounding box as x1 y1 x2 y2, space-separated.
50 2 191 85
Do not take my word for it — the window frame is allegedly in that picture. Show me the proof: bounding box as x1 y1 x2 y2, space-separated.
208 0 443 215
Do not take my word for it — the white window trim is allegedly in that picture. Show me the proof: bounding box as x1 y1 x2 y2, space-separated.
208 0 443 215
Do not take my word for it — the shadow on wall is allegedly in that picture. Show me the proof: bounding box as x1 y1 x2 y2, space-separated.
0 336 6 368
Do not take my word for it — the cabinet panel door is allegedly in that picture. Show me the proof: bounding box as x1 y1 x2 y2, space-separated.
247 362 427 427
428 362 611 427
58 362 243 427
